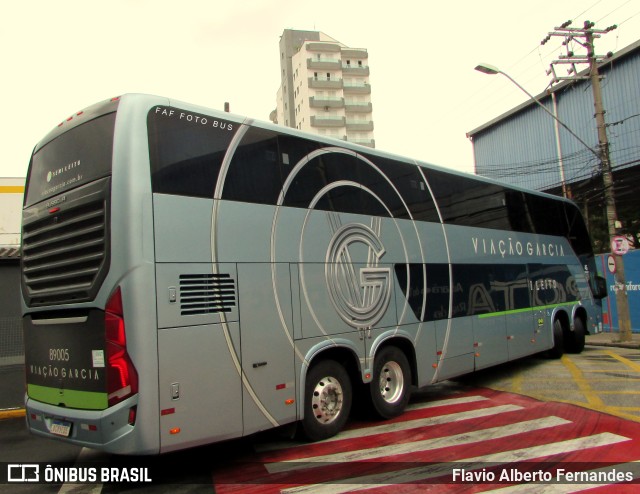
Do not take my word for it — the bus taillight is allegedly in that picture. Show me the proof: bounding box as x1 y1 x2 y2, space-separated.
105 288 139 407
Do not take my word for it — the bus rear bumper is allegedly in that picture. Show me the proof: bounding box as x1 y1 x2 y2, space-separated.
25 395 146 454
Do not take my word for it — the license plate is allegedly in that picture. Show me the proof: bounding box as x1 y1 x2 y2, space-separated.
49 419 71 437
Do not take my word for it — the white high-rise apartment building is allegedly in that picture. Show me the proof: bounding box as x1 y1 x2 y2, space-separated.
271 29 375 148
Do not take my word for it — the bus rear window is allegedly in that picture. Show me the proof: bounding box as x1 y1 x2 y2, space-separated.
25 113 116 207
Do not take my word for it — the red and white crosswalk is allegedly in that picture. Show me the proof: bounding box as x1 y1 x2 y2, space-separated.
212 388 640 493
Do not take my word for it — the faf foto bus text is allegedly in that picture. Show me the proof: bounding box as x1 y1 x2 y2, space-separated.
154 106 233 131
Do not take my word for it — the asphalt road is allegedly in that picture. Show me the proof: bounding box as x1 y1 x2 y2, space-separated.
1 342 639 492
460 345 640 422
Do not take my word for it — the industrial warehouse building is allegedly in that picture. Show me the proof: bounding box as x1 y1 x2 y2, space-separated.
467 39 640 333
467 39 640 255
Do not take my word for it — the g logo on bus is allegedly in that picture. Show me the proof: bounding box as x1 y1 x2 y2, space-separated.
325 222 391 329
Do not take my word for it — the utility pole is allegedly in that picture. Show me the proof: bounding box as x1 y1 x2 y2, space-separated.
543 20 632 342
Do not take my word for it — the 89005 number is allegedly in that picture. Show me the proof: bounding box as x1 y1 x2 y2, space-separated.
49 348 70 361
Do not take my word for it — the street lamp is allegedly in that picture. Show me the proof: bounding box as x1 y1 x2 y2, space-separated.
475 62 633 342
474 63 599 160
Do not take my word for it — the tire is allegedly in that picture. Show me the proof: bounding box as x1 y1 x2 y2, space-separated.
548 319 564 359
300 360 352 442
369 346 412 420
565 318 586 354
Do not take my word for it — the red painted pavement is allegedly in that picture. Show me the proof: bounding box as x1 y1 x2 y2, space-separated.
211 388 640 493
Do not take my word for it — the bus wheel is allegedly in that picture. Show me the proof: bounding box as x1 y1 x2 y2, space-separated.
548 319 564 359
301 360 352 441
370 346 412 419
566 318 586 354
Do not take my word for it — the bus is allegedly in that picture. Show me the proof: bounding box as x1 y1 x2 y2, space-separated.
21 94 607 455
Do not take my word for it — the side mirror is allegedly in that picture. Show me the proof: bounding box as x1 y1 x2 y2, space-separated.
593 275 608 300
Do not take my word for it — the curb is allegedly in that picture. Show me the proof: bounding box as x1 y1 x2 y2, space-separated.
586 342 640 350
0 408 25 420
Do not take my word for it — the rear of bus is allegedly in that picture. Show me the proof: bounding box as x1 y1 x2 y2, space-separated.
21 95 162 454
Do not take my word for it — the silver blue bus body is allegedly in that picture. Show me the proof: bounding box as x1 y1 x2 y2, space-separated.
21 94 604 454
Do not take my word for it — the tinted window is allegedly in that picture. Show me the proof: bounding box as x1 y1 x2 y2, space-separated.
563 202 598 292
529 264 580 306
148 106 237 198
395 263 450 322
282 148 392 216
277 133 322 172
425 169 514 230
504 189 535 233
564 202 593 257
525 193 567 237
221 127 283 204
361 155 440 222
26 113 116 207
451 264 530 317
399 262 584 319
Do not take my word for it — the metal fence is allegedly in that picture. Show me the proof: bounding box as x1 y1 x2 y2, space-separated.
0 260 25 410
0 316 23 366
0 316 24 410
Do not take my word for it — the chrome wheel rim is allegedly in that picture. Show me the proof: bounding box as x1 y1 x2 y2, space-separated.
311 376 344 425
379 361 404 404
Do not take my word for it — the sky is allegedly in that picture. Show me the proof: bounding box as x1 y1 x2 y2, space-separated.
2 0 639 179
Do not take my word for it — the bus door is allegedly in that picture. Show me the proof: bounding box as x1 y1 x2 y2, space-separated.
155 262 243 451
529 264 574 350
236 263 297 436
503 264 536 361
454 264 508 371
435 264 475 379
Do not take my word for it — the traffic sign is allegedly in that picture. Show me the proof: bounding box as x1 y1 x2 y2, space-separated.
611 235 630 255
607 255 617 273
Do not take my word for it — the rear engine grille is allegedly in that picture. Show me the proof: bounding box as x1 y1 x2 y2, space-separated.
179 274 236 315
22 199 108 306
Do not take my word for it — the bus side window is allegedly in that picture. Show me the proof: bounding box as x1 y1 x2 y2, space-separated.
148 107 236 199
222 127 284 205
362 155 440 223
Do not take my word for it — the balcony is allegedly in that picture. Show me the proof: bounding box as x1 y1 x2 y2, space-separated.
343 82 371 94
306 42 340 53
308 58 341 70
341 48 368 59
311 115 346 128
308 77 343 90
310 96 345 109
345 101 372 113
346 120 374 132
342 65 370 76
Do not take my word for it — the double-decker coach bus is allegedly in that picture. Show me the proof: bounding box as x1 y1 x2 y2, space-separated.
21 94 607 454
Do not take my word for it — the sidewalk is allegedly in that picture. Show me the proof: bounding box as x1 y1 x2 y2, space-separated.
586 330 640 349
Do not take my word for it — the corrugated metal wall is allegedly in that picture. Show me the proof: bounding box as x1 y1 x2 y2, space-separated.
603 52 640 171
474 101 563 190
472 41 640 192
